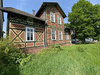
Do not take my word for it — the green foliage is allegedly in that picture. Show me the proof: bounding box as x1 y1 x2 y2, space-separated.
0 37 25 64
68 0 100 42
0 37 32 75
91 4 100 40
64 23 70 27
18 54 33 66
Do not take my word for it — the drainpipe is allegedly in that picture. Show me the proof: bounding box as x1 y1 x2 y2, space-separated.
43 5 47 49
43 23 46 49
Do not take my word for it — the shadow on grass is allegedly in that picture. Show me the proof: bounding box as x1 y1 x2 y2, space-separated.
0 61 20 75
72 42 97 45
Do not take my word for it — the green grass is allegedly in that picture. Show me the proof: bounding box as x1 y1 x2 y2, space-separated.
20 43 100 75
1 43 100 75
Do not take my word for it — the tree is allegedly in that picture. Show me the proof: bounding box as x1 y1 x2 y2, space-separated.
68 0 96 42
92 4 100 41
64 23 70 27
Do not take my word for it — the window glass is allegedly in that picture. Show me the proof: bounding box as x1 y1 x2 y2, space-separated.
26 27 34 41
31 29 33 32
51 30 56 40
27 33 30 40
59 31 63 40
31 33 33 40
27 29 30 31
58 16 61 24
50 12 55 22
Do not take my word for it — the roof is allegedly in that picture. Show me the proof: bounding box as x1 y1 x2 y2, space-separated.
0 7 45 23
36 2 67 18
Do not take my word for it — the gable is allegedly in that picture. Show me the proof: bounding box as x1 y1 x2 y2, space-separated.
46 6 62 16
36 2 66 18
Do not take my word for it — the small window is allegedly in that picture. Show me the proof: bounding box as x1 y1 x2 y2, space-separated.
66 32 69 40
26 27 34 41
50 12 55 22
59 31 63 40
51 30 56 40
27 18 33 24
58 16 61 24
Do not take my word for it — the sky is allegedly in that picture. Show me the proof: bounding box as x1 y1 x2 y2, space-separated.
2 0 100 34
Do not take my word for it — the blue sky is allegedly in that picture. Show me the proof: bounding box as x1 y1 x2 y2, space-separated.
3 0 100 33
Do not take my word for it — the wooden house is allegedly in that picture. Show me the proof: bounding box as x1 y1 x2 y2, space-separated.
0 2 72 52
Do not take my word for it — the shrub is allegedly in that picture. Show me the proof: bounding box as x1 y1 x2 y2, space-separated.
18 54 33 66
0 37 32 65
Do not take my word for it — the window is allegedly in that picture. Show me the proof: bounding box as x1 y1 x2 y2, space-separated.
59 31 63 40
66 32 69 40
51 30 56 40
26 27 34 41
50 12 55 22
58 16 61 24
27 18 33 23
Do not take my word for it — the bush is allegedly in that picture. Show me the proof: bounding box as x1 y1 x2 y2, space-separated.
0 37 31 65
0 37 33 74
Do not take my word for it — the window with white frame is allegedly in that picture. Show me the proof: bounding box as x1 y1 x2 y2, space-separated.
26 27 34 41
58 15 61 24
51 30 56 40
50 12 55 22
59 31 63 40
66 32 69 40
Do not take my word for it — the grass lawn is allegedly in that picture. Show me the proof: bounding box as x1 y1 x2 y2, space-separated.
20 43 100 75
1 43 100 75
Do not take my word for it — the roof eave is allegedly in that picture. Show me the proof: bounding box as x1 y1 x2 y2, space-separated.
36 3 46 17
0 8 45 23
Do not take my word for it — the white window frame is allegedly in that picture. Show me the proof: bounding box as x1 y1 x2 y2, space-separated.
58 15 62 25
26 27 34 41
50 12 55 22
51 30 56 40
66 32 69 40
59 31 63 40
